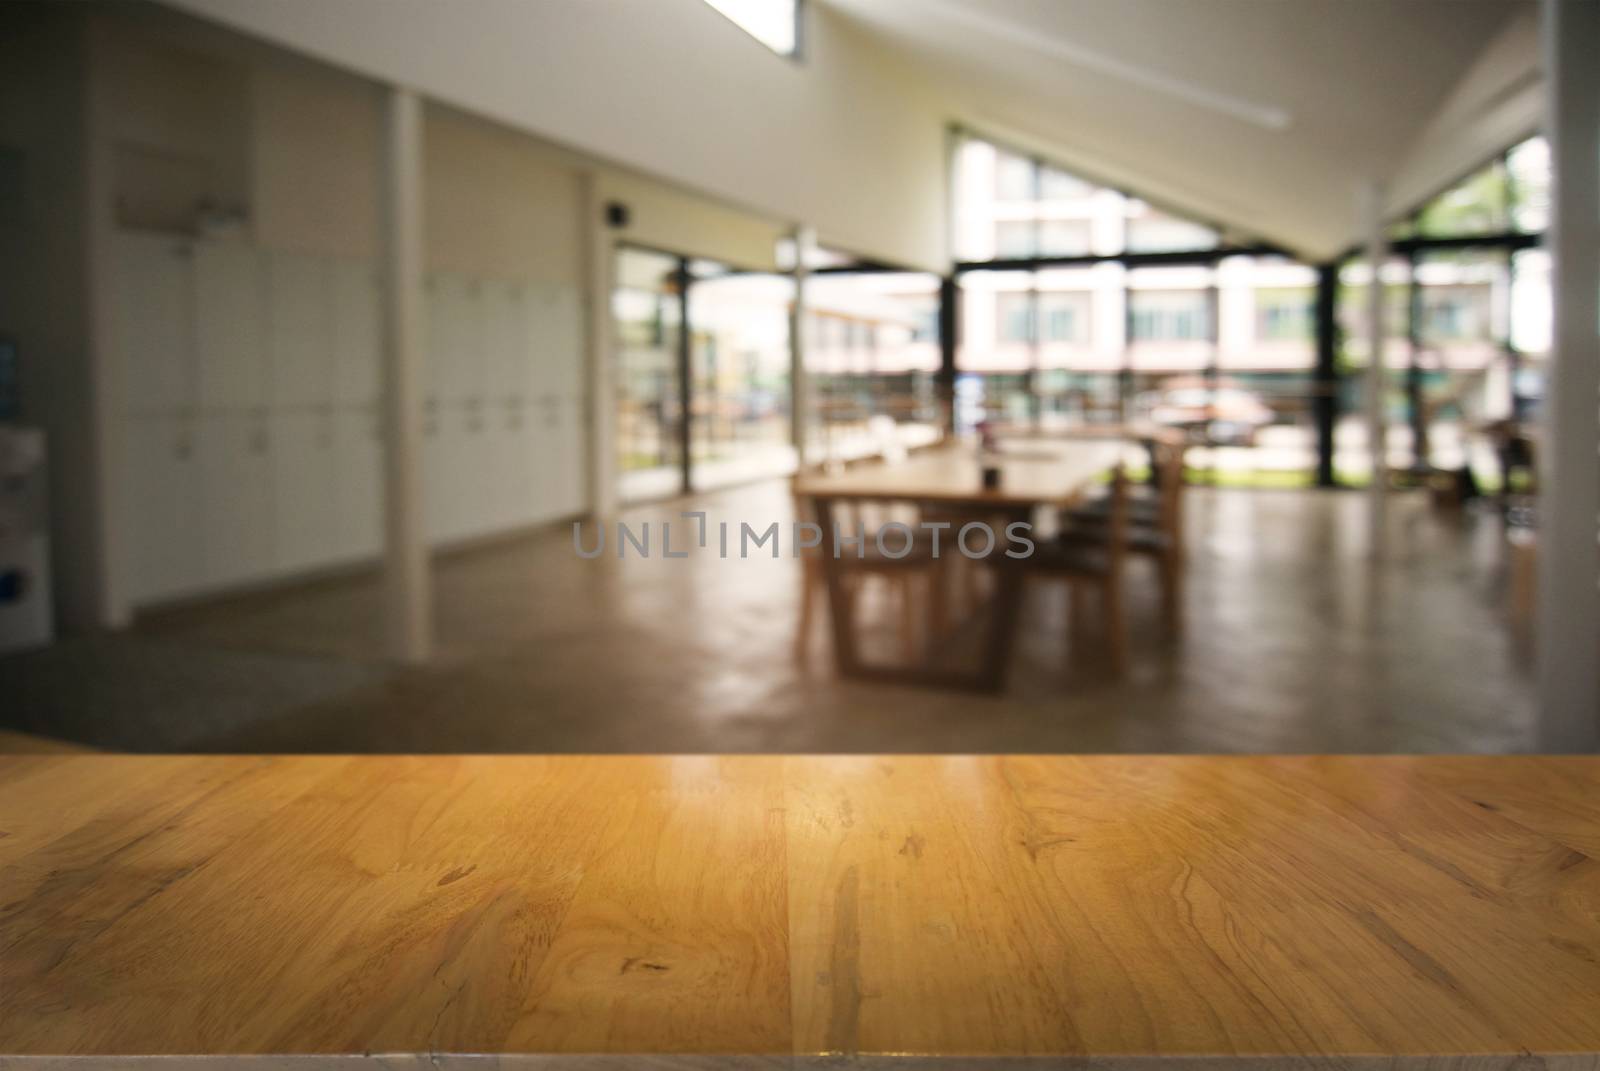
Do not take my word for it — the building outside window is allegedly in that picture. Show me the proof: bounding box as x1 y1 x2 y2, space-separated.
1420 284 1492 342
994 221 1035 258
1038 219 1094 258
1038 291 1090 343
1038 165 1093 200
993 150 1035 201
996 292 1034 343
804 268 942 464
1125 203 1218 254
1256 288 1313 341
1130 291 1211 342
951 130 1550 483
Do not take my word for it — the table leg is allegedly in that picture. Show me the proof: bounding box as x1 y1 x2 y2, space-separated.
975 507 1029 692
811 497 862 678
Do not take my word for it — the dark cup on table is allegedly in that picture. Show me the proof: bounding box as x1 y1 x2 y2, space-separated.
982 464 1002 490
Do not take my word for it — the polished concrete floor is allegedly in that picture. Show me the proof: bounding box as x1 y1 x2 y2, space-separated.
0 484 1536 753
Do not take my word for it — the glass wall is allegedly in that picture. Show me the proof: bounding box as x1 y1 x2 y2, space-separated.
1213 256 1318 474
803 269 941 464
952 133 1318 480
613 248 685 502
1339 135 1552 484
613 249 794 502
687 263 795 492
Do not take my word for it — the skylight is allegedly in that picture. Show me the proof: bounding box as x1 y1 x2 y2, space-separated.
701 0 800 57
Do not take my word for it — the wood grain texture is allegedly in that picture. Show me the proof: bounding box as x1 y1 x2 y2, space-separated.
1 755 1598 1069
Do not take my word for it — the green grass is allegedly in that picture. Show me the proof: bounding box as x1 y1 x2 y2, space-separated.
1113 465 1316 490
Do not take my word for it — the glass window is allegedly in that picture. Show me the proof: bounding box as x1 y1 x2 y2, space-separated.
1405 140 1550 239
1039 166 1093 201
994 221 1035 258
613 248 686 502
996 292 1034 343
1507 137 1550 232
956 133 1219 261
1129 290 1211 341
1256 288 1313 341
1038 292 1089 342
687 268 796 490
804 268 942 462
700 0 800 56
960 132 1222 260
1415 167 1508 237
1038 219 1093 257
1125 202 1219 254
993 150 1035 201
1419 284 1492 343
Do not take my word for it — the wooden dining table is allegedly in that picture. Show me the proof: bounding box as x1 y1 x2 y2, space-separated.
794 440 1124 690
3 753 1598 1068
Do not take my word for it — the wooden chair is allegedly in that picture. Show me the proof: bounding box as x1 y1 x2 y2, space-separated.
793 480 939 663
1060 439 1186 633
1024 465 1131 674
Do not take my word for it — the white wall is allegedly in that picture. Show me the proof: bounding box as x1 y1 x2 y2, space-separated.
60 3 805 618
157 0 951 272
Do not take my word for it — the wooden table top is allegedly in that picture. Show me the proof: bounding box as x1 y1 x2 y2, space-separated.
794 442 1123 509
3 755 1598 1068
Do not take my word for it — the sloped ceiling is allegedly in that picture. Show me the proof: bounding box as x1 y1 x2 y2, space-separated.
821 0 1539 260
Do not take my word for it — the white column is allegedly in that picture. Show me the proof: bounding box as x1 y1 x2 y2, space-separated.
790 225 815 468
1536 0 1600 751
582 175 618 521
1362 181 1389 555
380 87 431 664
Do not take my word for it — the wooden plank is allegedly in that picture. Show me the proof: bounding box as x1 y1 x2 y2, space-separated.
0 755 1597 1066
507 756 791 1055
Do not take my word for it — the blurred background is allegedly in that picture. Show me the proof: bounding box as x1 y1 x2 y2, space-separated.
0 0 1593 754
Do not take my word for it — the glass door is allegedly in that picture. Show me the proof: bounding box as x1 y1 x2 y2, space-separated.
613 248 685 502
686 262 796 491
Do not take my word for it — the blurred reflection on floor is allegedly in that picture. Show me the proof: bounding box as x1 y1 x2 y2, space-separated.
0 483 1534 754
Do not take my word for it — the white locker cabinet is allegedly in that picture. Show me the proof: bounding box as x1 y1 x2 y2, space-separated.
455 279 488 405
549 396 586 518
198 411 276 587
459 400 497 537
424 276 447 408
482 279 529 402
122 416 205 603
334 407 383 561
423 405 465 542
482 403 511 531
112 234 195 416
522 282 555 403
268 251 333 409
194 242 269 410
547 286 585 400
426 274 485 407
524 282 585 400
501 401 541 528
272 409 341 573
332 259 381 408
528 394 585 522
